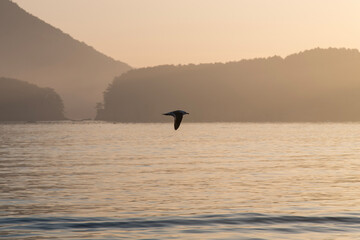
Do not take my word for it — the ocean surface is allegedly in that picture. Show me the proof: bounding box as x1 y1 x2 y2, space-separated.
1 122 360 239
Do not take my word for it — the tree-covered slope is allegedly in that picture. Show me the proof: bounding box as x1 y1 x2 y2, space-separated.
97 48 360 122
0 0 131 119
0 77 65 121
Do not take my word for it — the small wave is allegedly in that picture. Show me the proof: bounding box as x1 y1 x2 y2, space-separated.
2 213 360 231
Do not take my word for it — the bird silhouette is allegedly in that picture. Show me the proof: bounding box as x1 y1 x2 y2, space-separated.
163 110 189 130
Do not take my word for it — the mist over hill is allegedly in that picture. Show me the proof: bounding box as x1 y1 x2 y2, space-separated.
0 0 131 119
97 48 360 122
0 77 65 121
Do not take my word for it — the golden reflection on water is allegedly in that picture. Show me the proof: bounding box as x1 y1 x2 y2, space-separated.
1 122 360 239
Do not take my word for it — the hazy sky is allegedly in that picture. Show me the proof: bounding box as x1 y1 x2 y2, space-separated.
12 0 360 68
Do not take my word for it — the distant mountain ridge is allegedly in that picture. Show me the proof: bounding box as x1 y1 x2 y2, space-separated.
0 0 131 119
97 48 360 122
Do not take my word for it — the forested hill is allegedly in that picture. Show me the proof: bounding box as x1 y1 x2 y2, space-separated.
0 0 131 119
97 48 360 122
0 78 65 121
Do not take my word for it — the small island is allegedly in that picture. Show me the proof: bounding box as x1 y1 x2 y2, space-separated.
0 77 65 121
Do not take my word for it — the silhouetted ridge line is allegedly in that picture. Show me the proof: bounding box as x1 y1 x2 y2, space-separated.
97 48 360 122
0 0 131 119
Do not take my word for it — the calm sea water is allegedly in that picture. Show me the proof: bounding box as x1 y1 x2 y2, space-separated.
1 122 360 239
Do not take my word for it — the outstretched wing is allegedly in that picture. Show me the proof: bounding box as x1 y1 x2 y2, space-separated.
174 114 183 130
163 112 175 117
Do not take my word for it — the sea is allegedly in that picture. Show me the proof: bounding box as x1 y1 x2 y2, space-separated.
1 121 360 239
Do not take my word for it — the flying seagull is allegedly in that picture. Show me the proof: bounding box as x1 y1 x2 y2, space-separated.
163 110 189 130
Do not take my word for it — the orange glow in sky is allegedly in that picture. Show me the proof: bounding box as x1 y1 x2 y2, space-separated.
12 0 360 68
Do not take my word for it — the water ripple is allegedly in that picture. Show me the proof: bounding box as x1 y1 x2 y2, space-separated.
2 213 360 231
3 122 360 239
